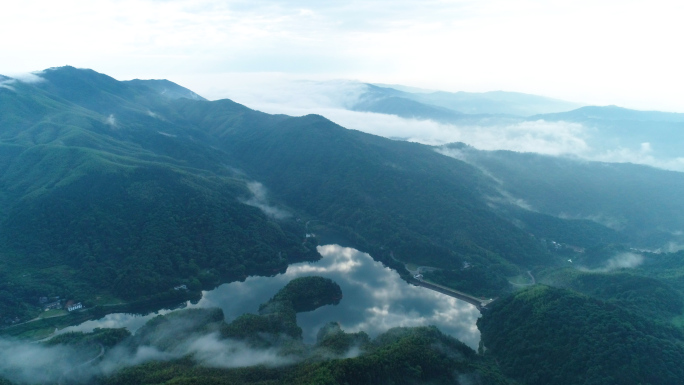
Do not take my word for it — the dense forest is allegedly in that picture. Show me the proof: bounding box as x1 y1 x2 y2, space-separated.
538 267 684 320
478 285 684 385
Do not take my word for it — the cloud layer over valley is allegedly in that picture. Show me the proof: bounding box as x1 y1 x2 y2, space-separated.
206 78 684 172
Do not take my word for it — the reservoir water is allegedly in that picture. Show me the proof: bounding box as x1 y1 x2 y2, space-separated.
59 245 481 348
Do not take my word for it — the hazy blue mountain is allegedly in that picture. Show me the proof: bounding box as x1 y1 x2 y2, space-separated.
347 83 684 165
410 89 583 116
371 82 436 93
532 105 684 159
535 105 684 123
349 84 684 169
351 84 512 124
352 95 466 122
359 83 582 117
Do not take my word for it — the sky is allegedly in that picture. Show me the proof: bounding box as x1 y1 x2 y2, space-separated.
2 0 684 112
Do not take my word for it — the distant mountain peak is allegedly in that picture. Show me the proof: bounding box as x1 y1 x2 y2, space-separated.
44 65 81 71
37 66 205 101
37 65 128 94
42 65 116 80
357 83 582 116
370 83 436 94
535 104 684 123
126 78 206 101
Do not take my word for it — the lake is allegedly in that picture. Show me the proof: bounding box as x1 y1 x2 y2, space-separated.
59 244 482 348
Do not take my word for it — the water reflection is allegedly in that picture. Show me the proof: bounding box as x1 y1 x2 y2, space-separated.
60 245 481 348
58 310 175 335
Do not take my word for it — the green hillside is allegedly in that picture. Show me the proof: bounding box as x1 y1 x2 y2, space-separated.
478 285 684 385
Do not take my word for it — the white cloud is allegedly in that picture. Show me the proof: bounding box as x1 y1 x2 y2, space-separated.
590 145 684 172
661 241 684 253
187 333 295 368
0 339 82 384
603 252 644 271
11 72 45 83
0 78 15 91
577 252 645 274
106 114 117 127
242 181 291 219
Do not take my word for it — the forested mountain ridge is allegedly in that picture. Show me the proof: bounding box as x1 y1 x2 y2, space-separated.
0 67 321 323
0 65 567 324
1 66 681 331
355 83 581 117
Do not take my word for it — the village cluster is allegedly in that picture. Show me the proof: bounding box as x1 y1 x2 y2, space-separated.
38 296 83 312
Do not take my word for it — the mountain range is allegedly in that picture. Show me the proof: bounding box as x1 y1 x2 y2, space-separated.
3 66 684 384
345 82 684 167
358 84 583 117
2 66 684 309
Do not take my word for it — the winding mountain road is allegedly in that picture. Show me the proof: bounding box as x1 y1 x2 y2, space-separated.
509 270 536 288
